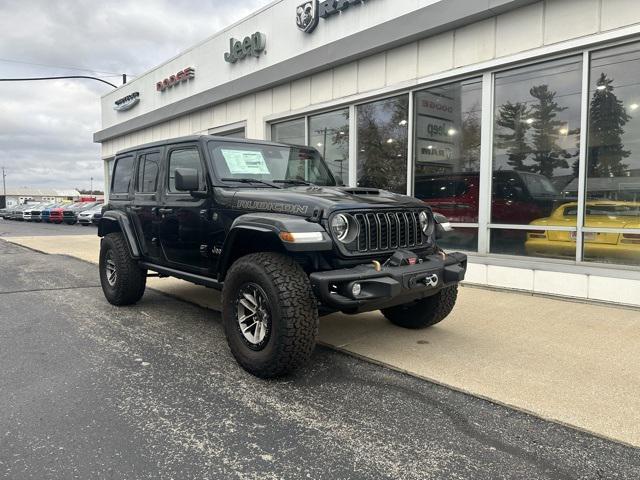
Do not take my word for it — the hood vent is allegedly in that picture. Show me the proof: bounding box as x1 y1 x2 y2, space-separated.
342 187 380 195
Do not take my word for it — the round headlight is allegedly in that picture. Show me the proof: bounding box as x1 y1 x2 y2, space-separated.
419 210 433 235
331 214 349 241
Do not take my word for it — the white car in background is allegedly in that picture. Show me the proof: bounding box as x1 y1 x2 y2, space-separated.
77 204 103 226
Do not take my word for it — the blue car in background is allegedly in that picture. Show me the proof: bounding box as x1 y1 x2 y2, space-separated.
41 202 66 223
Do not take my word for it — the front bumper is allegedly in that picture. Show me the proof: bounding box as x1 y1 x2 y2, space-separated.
310 251 467 313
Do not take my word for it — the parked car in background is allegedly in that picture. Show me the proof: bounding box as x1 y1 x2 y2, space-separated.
0 208 7 219
63 202 100 225
30 202 56 222
10 204 33 221
525 201 640 262
78 204 103 226
22 203 45 222
41 202 66 223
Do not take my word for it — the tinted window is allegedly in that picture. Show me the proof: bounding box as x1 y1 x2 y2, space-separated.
136 152 160 193
167 148 204 193
112 156 134 194
309 109 350 184
271 118 305 145
413 78 482 211
357 95 409 193
492 56 582 225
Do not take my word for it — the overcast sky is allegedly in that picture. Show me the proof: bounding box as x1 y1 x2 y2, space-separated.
0 0 271 192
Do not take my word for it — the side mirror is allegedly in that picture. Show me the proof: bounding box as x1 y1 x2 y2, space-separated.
433 212 453 239
175 168 200 192
334 175 344 186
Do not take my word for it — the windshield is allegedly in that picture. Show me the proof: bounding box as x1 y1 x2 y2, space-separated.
207 140 336 187
519 172 557 196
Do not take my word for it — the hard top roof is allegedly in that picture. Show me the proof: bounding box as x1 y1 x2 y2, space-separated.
115 134 307 157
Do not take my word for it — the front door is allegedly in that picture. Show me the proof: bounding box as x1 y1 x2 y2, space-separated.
158 144 209 272
130 149 162 262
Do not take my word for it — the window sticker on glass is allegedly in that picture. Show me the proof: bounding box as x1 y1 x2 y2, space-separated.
221 149 270 175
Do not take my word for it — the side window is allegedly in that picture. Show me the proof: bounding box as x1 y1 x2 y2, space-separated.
136 152 160 193
112 156 135 194
167 148 205 193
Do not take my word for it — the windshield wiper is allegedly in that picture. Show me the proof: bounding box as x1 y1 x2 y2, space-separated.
273 179 316 186
221 178 282 189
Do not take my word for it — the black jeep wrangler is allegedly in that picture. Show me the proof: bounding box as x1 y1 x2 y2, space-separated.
98 135 467 378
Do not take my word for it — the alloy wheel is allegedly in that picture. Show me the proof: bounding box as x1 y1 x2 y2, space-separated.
235 283 271 350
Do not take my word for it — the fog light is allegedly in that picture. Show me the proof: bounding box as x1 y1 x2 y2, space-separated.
352 283 362 297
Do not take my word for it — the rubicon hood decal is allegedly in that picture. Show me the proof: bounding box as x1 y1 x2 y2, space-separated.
234 199 309 215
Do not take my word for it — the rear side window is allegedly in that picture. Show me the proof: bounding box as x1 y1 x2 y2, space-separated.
415 178 470 200
167 148 205 193
112 156 135 194
136 152 160 193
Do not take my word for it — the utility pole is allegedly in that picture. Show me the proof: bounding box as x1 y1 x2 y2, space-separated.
2 167 6 201
90 177 93 195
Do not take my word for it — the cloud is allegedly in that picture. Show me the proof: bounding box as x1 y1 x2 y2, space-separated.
0 0 271 191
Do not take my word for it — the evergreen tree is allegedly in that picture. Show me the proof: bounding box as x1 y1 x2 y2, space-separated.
495 101 532 172
461 105 481 171
528 85 570 178
587 73 631 177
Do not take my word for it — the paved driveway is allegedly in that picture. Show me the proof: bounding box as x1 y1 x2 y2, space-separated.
1 239 639 479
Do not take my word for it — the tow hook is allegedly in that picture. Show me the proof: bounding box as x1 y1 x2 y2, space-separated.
372 260 381 272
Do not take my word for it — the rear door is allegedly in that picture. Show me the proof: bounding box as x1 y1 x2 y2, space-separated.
158 143 209 272
131 148 163 262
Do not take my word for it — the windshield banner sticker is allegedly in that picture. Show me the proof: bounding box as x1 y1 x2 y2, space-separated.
222 149 270 175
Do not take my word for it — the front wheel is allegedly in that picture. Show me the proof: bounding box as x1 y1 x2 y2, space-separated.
99 232 147 306
382 285 458 329
222 252 319 378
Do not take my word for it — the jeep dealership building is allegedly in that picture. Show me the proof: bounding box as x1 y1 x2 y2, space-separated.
95 0 640 307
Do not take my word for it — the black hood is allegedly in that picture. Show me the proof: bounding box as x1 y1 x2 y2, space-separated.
225 186 425 219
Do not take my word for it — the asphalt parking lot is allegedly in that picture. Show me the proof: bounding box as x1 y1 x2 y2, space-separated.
1 221 639 479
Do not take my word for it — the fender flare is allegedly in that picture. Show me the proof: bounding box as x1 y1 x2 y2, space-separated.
98 210 142 259
217 213 332 280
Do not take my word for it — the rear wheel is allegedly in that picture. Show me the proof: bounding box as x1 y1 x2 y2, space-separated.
382 285 458 329
222 252 318 378
99 232 146 306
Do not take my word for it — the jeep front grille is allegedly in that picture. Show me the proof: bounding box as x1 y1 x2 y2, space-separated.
351 211 424 253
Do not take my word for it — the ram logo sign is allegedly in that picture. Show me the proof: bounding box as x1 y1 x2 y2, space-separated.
296 0 368 34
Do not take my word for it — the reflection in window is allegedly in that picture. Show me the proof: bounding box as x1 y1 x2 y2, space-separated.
309 109 349 185
413 78 482 226
438 227 478 252
112 156 134 194
271 118 305 145
493 57 583 227
583 43 640 245
582 231 640 266
357 95 409 193
491 228 577 260
137 153 160 193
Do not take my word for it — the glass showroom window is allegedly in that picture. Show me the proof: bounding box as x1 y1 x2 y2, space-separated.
271 118 305 145
309 109 349 185
491 56 583 259
413 78 482 251
357 95 409 194
582 43 640 266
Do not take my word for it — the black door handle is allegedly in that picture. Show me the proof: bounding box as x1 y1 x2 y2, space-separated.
158 208 174 214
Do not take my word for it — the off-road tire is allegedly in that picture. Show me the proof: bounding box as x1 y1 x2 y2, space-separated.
222 252 319 378
99 232 147 306
382 285 458 329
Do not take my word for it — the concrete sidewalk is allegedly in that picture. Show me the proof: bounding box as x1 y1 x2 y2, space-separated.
5 234 640 448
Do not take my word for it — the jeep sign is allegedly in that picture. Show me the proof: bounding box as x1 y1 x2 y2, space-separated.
224 32 266 63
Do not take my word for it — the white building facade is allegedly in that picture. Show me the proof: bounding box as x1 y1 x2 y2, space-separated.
95 0 640 307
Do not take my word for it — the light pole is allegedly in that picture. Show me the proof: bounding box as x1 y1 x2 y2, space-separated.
2 167 6 207
90 177 93 195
